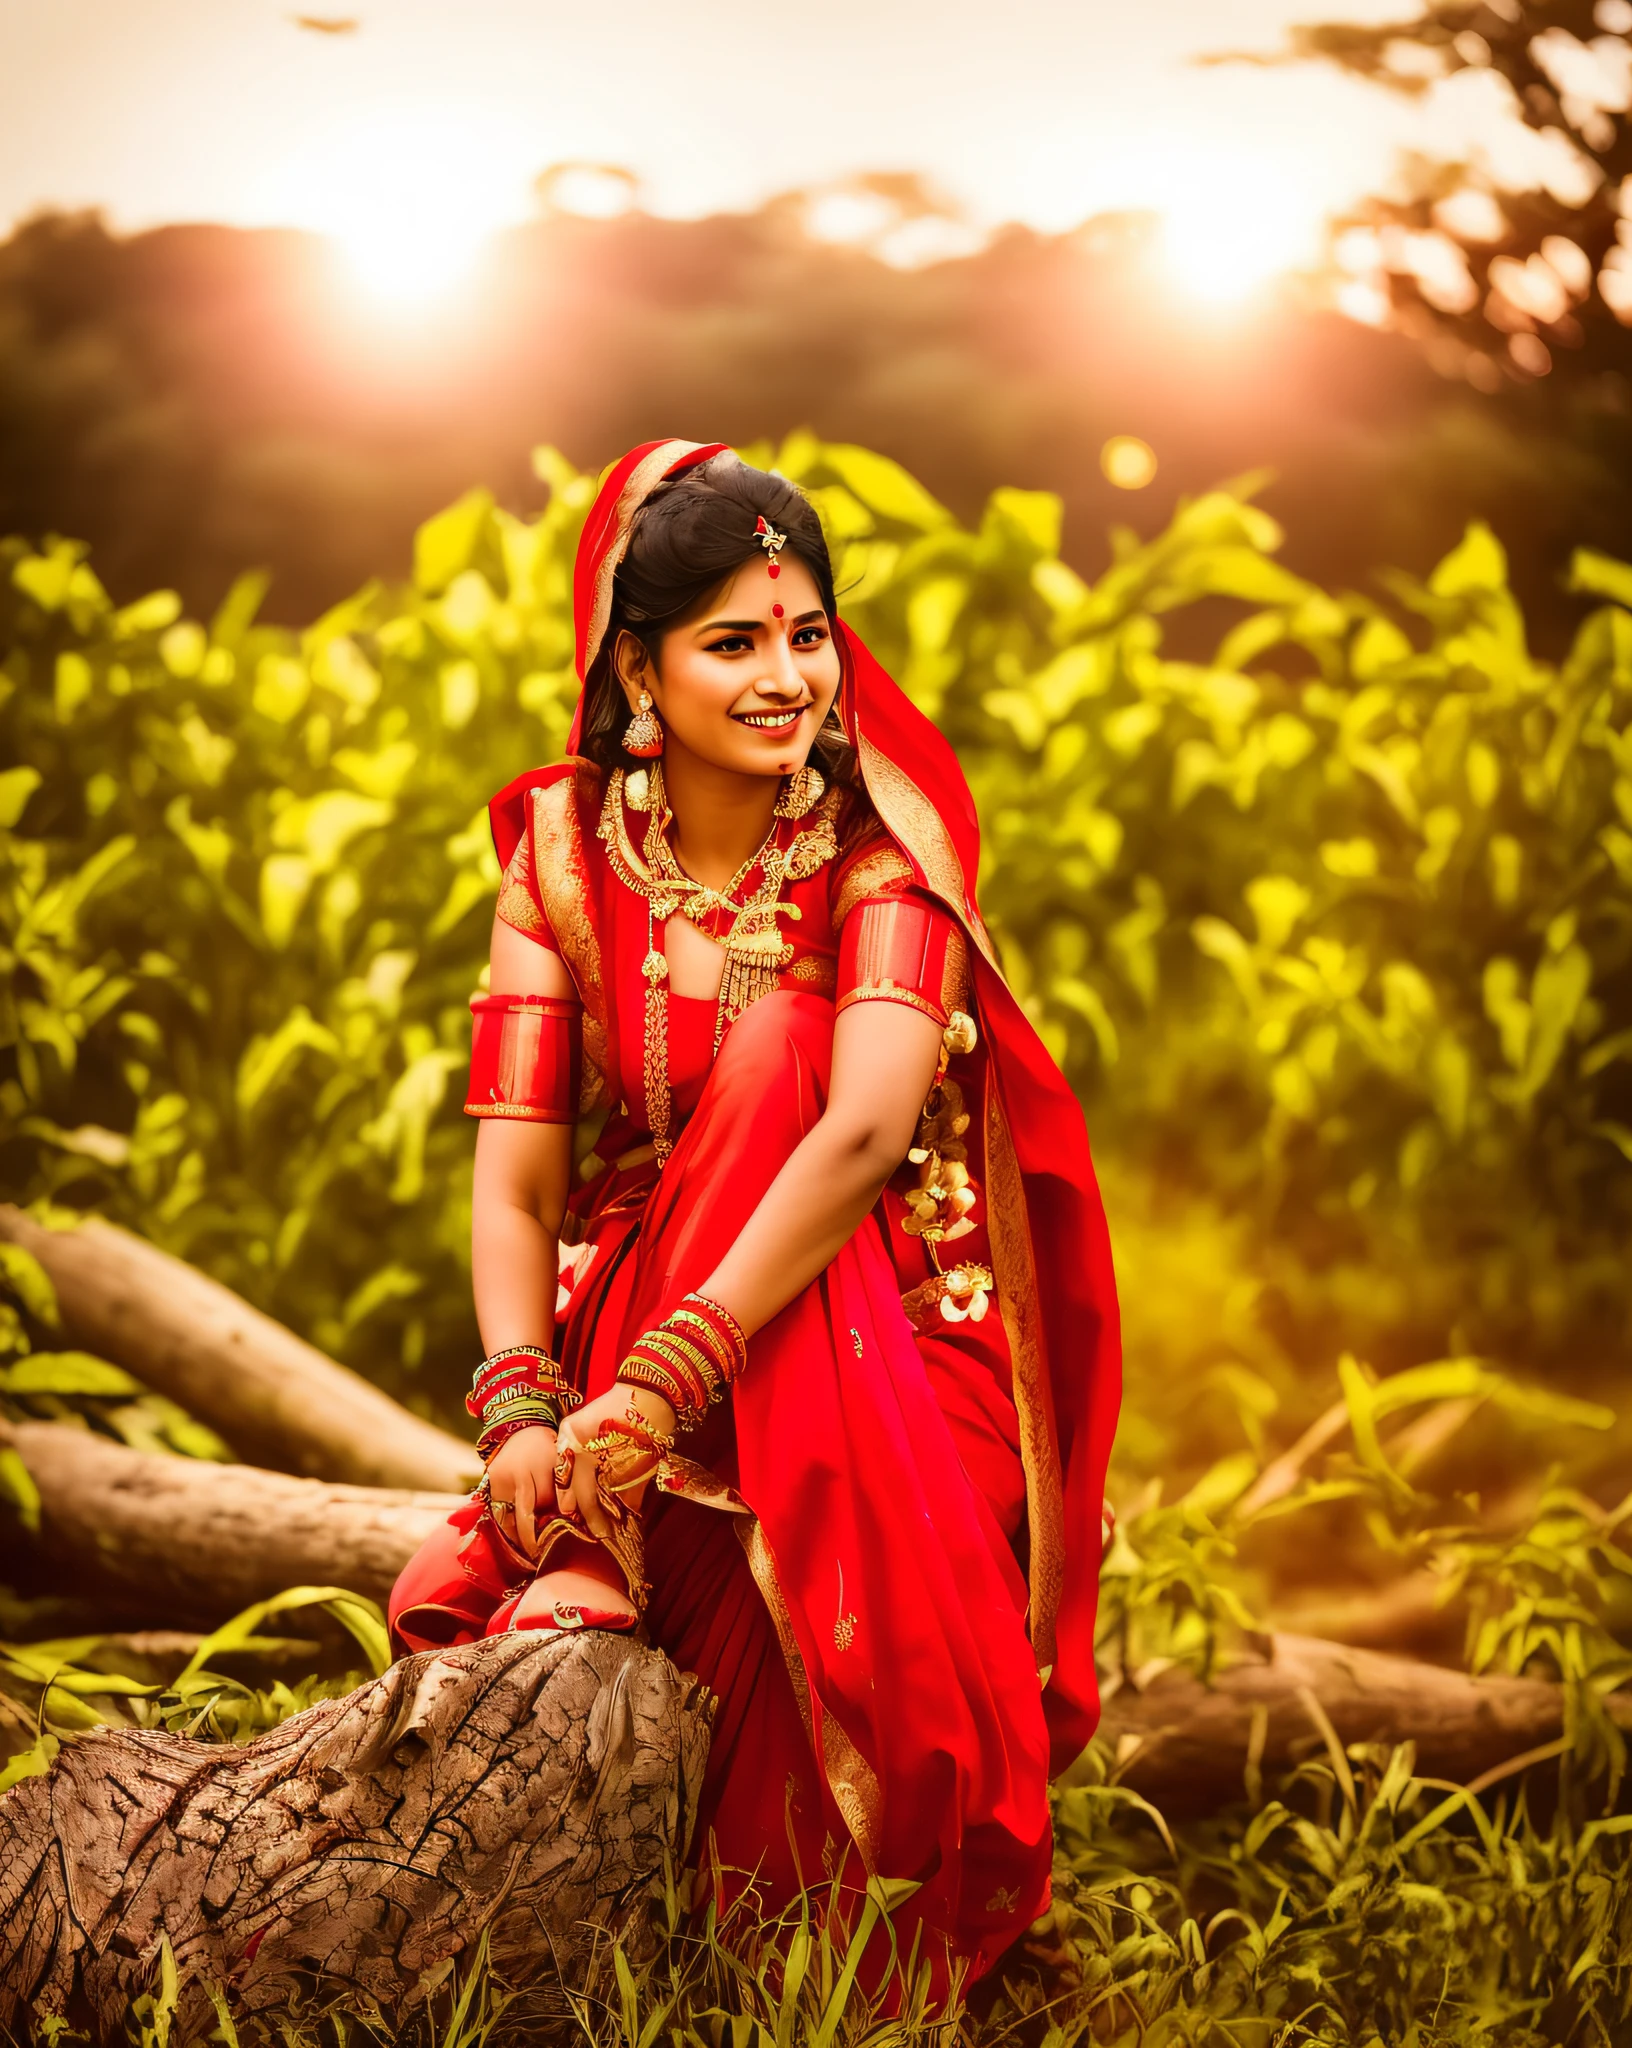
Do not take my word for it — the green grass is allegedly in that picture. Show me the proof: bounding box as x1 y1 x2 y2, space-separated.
7 1762 1628 2048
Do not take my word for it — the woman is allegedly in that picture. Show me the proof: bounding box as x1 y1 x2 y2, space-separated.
389 441 1121 1978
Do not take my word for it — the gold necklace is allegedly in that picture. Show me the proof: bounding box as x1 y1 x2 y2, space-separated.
597 763 840 1160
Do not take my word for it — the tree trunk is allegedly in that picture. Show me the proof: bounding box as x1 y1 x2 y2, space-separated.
0 1205 478 1493
6 1427 1622 1833
0 1632 713 2039
1097 1629 1632 1815
2 1419 459 1625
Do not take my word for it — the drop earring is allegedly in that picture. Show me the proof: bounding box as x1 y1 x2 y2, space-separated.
775 764 826 819
622 688 664 759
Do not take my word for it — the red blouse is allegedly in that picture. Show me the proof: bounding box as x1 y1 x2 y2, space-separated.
474 787 968 1139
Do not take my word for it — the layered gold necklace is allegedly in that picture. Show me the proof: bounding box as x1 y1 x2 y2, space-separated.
598 763 840 1160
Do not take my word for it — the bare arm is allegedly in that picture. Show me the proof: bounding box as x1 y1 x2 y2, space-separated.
471 915 579 1351
473 915 578 1550
698 999 943 1333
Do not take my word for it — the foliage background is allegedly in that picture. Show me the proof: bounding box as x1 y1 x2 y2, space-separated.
4 434 1632 2040
6 425 1632 1585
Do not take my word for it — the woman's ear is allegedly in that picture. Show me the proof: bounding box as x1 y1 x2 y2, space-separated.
611 630 653 711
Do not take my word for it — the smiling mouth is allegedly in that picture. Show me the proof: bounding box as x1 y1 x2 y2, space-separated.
733 706 808 731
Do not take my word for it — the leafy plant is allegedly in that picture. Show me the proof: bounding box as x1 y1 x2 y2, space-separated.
4 440 1632 2044
0 1584 389 1792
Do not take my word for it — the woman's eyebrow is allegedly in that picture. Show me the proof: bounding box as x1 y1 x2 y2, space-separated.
696 607 827 634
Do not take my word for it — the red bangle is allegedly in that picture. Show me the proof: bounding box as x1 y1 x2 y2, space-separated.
466 1347 579 1422
618 1293 748 1423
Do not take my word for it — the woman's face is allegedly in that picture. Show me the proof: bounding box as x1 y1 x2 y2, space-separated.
614 553 841 781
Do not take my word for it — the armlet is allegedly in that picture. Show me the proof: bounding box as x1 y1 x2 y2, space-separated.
466 994 581 1123
836 895 968 1028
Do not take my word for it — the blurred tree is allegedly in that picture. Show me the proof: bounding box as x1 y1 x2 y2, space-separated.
1285 1 1632 388
2 192 1626 651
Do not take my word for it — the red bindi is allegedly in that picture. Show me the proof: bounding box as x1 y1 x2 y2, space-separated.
772 603 784 618
767 562 780 578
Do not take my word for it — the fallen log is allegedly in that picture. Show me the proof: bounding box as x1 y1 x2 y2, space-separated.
2 1419 460 1625
6 1421 1625 1820
0 1205 478 1492
1098 1630 1632 1814
0 1631 713 2038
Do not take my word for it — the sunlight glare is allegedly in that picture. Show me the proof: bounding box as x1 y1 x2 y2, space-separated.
1157 160 1320 307
1126 142 1326 308
253 108 533 310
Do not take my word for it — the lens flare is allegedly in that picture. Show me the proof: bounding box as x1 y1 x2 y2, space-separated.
1101 437 1157 489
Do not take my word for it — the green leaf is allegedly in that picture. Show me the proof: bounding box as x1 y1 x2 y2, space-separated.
270 790 394 872
0 765 41 829
414 487 495 594
987 486 1063 556
0 1733 58 1795
0 1446 42 1532
1568 547 1632 610
1430 521 1508 597
236 1005 341 1110
112 589 183 637
0 1351 141 1397
0 1243 61 1327
258 853 314 949
178 1586 392 1682
822 445 952 531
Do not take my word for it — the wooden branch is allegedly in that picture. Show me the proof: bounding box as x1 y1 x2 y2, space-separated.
8 1423 1624 1840
1099 1630 1632 1815
0 1206 478 1492
1265 1571 1457 1656
0 1632 713 2037
2 1420 460 1625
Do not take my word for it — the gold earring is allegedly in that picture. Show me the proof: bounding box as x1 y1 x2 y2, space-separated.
622 688 664 759
775 764 825 819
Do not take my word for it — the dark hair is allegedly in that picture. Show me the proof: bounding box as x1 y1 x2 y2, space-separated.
578 453 856 786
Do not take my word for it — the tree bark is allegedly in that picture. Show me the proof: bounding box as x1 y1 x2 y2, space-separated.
1097 1629 1632 1815
0 1631 713 2039
6 1423 1623 1830
0 1205 478 1493
2 1419 459 1625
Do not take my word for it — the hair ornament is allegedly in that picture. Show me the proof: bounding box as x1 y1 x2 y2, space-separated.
755 514 788 580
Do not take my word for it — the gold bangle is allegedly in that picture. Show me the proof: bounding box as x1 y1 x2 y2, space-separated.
668 1309 740 1381
643 1332 723 1399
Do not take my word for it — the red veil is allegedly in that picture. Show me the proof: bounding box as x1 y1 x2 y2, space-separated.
492 439 1121 1774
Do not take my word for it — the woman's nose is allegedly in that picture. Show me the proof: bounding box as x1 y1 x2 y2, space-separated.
756 637 806 698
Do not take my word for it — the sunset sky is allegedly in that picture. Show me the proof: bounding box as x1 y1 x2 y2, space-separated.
1 0 1547 308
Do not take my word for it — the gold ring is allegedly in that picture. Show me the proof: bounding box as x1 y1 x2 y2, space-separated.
491 1496 515 1519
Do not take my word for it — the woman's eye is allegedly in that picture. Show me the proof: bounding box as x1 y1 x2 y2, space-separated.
707 635 753 654
792 627 828 647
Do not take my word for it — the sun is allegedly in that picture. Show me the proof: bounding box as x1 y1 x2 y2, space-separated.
1132 143 1329 308
251 107 534 309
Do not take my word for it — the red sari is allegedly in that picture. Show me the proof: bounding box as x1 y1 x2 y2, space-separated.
389 441 1121 1978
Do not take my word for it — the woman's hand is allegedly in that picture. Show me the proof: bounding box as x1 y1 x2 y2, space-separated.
554 1382 679 1537
484 1422 559 1557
